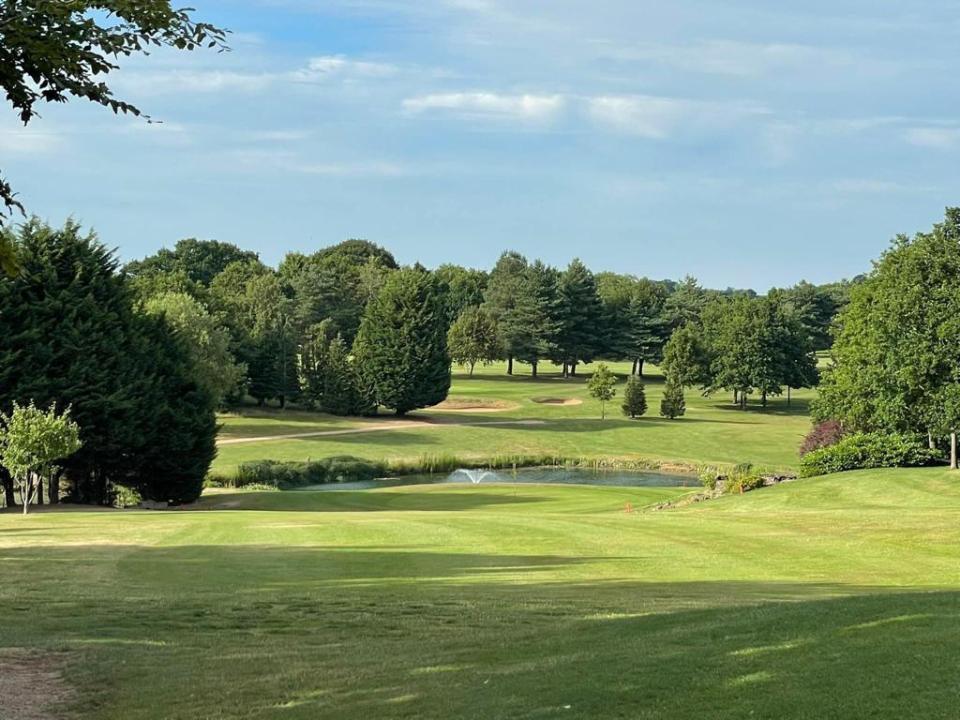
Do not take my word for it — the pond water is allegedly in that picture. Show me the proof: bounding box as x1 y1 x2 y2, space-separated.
298 467 698 492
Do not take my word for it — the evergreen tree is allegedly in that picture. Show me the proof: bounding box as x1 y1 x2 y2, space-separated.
513 261 561 377
483 251 529 375
301 323 374 416
354 268 451 415
621 375 647 419
0 219 217 504
586 363 617 420
554 259 604 376
448 306 500 376
660 374 686 419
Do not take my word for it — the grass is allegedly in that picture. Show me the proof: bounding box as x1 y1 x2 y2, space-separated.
2 467 960 718
214 361 816 475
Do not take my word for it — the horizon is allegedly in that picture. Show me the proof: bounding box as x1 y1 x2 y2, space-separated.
5 1 960 287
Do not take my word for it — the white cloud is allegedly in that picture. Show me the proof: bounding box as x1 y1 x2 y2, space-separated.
904 127 960 150
586 95 767 139
229 149 408 177
403 92 565 121
292 55 399 82
0 128 63 155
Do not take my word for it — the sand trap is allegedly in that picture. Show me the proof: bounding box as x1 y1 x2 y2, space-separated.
530 397 583 406
431 398 519 413
0 649 74 720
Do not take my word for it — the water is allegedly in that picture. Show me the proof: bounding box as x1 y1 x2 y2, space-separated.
298 466 698 492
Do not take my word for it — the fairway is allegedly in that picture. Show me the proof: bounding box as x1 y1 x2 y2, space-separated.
214 361 817 475
3 468 960 718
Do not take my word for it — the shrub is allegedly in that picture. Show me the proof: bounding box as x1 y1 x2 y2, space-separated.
112 484 143 509
800 420 846 456
799 432 941 478
233 456 388 489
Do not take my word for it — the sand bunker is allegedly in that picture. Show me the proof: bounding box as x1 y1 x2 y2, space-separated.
530 397 584 406
431 398 518 413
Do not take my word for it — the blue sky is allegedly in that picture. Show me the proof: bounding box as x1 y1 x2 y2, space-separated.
4 0 960 289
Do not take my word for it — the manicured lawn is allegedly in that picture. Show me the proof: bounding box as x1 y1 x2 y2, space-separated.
3 468 960 718
214 361 816 474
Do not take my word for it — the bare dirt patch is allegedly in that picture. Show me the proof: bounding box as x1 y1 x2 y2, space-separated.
0 649 75 720
430 398 519 413
530 397 583 406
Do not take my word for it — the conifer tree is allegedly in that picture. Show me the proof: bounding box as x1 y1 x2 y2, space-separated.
354 267 451 415
555 259 604 376
621 375 648 418
660 374 686 419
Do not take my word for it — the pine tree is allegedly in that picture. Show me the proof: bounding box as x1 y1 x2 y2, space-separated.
482 251 528 375
555 259 604 376
621 375 647 418
353 267 451 415
660 374 686 419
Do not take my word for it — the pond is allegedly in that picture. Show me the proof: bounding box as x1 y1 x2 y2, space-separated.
297 466 699 492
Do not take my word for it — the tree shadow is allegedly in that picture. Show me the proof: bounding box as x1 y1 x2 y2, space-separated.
194 490 545 513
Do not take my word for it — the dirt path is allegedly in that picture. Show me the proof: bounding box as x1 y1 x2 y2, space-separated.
218 418 546 446
0 649 75 720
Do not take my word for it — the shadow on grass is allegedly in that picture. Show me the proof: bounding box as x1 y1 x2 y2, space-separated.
1 541 957 719
195 490 544 513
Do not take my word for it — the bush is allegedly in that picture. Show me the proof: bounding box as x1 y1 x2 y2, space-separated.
112 484 143 509
233 456 388 489
799 432 941 478
800 420 846 456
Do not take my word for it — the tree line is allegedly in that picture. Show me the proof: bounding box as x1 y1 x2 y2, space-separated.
123 237 853 416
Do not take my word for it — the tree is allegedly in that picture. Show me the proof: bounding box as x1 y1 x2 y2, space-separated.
300 323 374 417
663 276 707 329
0 402 81 514
448 306 500 376
662 324 711 389
143 292 245 407
483 251 529 375
126 239 258 289
435 264 488 324
0 219 218 505
514 261 561 378
553 259 604 376
0 2 228 222
354 268 451 415
621 375 647 419
660 375 686 419
0 234 17 276
587 363 617 420
814 208 960 461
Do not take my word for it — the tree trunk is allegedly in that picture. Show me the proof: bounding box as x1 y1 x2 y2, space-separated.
601 400 605 420
469 361 475 377
951 432 957 470
631 358 638 376
49 469 60 505
637 358 644 378
562 362 568 378
787 387 791 406
733 390 738 405
761 391 767 408
929 431 936 450
35 477 43 506
570 362 577 377
1 468 16 508
507 356 513 375
531 360 538 379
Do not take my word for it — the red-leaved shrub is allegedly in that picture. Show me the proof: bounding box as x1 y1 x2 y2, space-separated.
800 420 845 456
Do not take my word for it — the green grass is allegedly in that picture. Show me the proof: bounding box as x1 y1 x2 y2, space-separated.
214 361 816 474
3 468 960 718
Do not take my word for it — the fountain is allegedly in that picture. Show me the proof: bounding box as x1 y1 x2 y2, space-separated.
450 468 501 484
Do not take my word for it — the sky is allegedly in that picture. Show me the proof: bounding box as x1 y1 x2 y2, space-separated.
4 0 960 289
